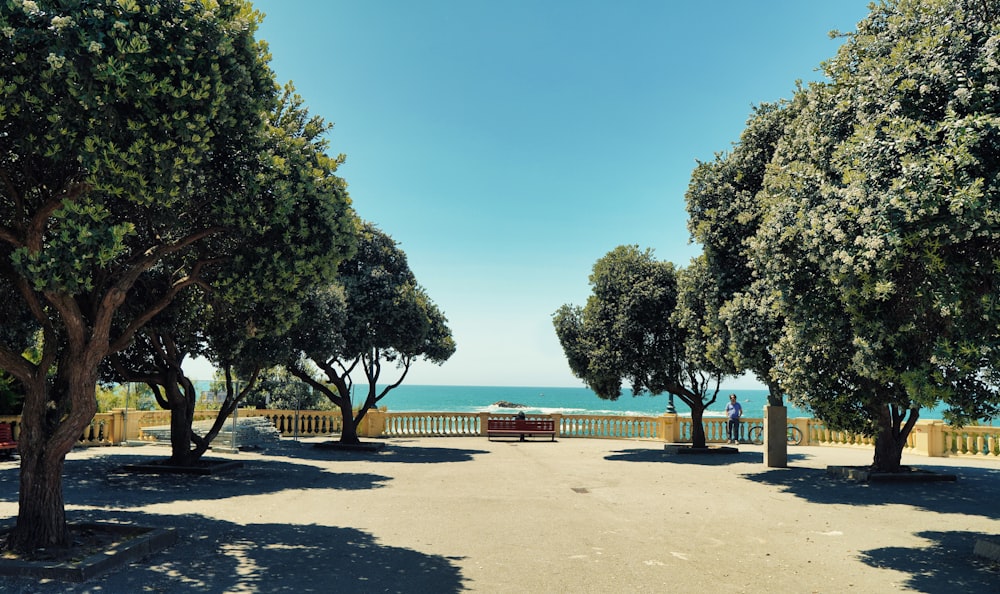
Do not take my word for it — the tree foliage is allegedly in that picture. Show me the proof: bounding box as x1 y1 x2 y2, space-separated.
282 222 455 444
685 102 795 404
243 366 328 410
0 0 325 550
104 84 356 466
746 0 1000 470
554 246 726 447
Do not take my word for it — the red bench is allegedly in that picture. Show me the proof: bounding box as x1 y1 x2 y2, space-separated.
487 418 556 441
0 423 17 459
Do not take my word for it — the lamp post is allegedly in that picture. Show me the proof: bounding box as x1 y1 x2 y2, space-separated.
665 393 676 414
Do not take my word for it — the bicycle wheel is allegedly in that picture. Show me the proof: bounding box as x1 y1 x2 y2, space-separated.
786 426 803 446
748 426 764 445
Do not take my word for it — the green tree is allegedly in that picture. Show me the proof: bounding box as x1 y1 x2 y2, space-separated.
105 85 355 466
752 0 1000 471
685 102 798 463
244 367 326 410
95 383 154 413
685 102 794 405
283 223 456 445
553 246 725 448
0 372 23 415
0 0 284 550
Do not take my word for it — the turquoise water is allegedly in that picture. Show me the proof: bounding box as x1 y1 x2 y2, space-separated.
366 385 801 418
185 380 957 420
360 385 959 420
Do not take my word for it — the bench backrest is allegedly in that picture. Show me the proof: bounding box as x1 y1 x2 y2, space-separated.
0 423 14 443
487 418 555 431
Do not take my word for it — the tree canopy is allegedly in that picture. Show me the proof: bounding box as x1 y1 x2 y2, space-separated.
282 222 455 444
105 84 356 466
0 0 353 550
554 246 726 447
742 0 1000 470
685 102 795 405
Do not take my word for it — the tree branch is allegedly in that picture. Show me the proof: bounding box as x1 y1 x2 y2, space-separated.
376 354 412 401
107 263 210 353
24 182 89 253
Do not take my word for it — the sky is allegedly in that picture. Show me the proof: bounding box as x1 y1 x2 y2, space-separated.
185 0 875 388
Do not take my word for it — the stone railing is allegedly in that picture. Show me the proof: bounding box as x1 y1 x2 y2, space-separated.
381 412 482 437
249 410 344 437
557 414 663 440
0 409 996 459
0 413 120 447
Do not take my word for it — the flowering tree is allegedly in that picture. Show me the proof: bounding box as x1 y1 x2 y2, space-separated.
0 0 298 550
751 0 1000 471
106 86 356 466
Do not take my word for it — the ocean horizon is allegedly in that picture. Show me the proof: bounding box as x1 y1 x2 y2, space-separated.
191 381 957 420
378 385 770 418
351 384 956 420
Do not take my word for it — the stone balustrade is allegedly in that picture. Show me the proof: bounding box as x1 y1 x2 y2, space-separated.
0 409 997 460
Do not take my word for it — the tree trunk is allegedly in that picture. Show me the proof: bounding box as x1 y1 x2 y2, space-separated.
166 382 197 466
689 405 707 449
287 365 361 444
766 380 783 407
871 404 919 473
339 397 361 444
872 430 906 473
6 366 97 552
9 444 69 552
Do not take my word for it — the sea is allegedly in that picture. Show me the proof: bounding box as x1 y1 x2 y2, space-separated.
187 380 960 420
352 385 955 420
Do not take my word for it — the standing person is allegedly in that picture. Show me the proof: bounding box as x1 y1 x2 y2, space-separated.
725 394 742 444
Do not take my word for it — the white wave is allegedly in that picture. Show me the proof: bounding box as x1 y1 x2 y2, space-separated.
477 405 675 417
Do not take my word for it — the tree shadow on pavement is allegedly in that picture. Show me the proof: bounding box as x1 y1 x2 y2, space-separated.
740 464 1000 519
605 448 767 465
859 530 1000 592
0 510 467 594
279 441 489 464
0 452 390 509
0 442 488 512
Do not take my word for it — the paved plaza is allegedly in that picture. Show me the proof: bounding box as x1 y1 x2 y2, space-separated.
0 437 997 593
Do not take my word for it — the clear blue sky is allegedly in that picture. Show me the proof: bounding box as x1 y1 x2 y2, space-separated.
219 0 873 388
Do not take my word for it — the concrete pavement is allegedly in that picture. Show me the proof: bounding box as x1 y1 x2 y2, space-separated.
0 437 997 593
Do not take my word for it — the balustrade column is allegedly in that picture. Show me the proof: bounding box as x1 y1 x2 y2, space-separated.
361 409 386 438
913 420 944 457
661 413 679 443
109 409 126 444
788 417 810 446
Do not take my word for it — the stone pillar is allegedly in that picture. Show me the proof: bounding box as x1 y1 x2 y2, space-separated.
114 408 146 442
360 408 386 438
764 405 788 468
789 417 810 445
661 413 680 444
913 420 945 457
109 409 126 444
550 413 563 438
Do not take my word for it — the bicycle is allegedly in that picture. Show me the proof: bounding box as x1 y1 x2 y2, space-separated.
746 424 803 446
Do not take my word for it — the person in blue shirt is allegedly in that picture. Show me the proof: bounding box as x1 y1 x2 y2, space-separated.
725 394 742 444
